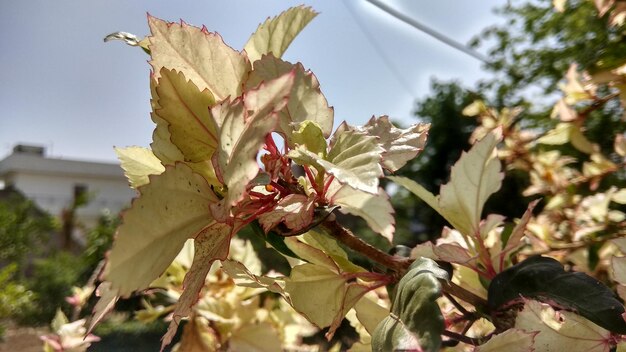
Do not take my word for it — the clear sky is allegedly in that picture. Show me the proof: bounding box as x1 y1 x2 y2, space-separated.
0 1 502 162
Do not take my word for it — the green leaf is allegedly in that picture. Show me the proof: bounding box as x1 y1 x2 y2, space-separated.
244 55 333 140
290 129 384 194
102 163 217 297
291 121 327 156
284 236 339 272
359 116 430 172
372 258 448 352
475 329 536 352
211 71 294 211
148 16 250 101
390 129 503 237
488 255 626 334
162 223 232 350
244 6 318 63
115 146 165 188
515 300 615 352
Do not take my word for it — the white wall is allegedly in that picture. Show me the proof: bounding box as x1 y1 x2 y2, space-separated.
10 172 136 228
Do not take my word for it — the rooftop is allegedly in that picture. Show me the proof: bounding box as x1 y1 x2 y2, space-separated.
0 144 125 179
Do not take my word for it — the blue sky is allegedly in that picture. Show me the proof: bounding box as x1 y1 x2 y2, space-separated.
0 1 502 162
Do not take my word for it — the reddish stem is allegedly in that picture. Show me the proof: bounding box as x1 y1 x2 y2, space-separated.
322 174 335 198
303 165 321 194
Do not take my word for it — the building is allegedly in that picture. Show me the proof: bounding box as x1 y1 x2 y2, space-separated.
0 144 135 231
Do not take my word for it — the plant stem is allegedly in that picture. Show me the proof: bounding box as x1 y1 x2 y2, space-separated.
322 216 490 312
321 216 411 272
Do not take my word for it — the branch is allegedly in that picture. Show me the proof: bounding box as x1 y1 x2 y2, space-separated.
321 216 411 272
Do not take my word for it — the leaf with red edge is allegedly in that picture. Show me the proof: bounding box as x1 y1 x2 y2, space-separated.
148 16 250 101
433 243 476 266
210 71 294 215
258 194 315 234
102 163 217 298
244 6 318 63
162 223 232 350
389 128 503 238
359 116 429 172
87 282 118 334
245 55 333 140
152 68 217 163
327 182 395 242
515 300 615 352
290 129 384 194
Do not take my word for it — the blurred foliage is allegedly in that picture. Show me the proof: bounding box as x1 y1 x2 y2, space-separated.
0 190 55 266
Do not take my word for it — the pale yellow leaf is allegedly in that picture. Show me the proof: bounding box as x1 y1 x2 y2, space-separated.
301 229 366 273
328 184 395 242
115 146 165 188
88 282 118 334
244 6 318 63
103 163 217 297
162 223 232 350
229 322 282 352
258 194 315 233
290 129 384 194
360 116 429 172
439 129 503 236
284 236 339 273
462 100 488 116
211 71 294 211
153 68 217 162
245 55 333 140
612 256 626 285
514 300 612 352
354 291 390 335
614 134 626 157
474 329 536 352
148 16 250 101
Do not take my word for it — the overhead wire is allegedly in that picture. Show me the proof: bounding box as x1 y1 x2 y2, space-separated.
342 1 418 100
363 0 489 64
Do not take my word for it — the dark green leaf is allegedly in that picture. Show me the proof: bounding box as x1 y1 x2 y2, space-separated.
372 258 448 352
488 255 626 334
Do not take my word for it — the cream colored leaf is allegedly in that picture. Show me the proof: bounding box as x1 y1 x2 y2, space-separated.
87 282 118 334
475 329 536 352
244 6 318 63
115 146 165 188
537 122 573 145
463 100 488 116
390 130 503 237
148 16 250 101
301 229 366 273
258 194 315 233
244 55 333 139
612 256 626 285
153 68 217 162
437 129 503 236
211 71 294 210
229 322 282 352
162 223 232 350
102 163 217 297
360 116 429 172
284 263 368 332
354 291 390 335
329 184 395 242
290 129 384 194
284 236 339 272
433 243 475 265
612 189 626 204
514 300 612 352
615 134 626 157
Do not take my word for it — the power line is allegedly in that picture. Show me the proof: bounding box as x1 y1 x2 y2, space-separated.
363 0 489 64
342 1 418 100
